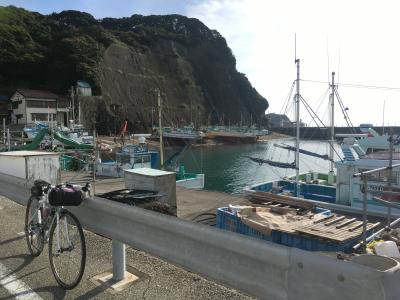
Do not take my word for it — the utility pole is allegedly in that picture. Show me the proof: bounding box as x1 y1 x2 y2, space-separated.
2 118 5 146
157 89 164 169
190 98 192 126
7 128 10 151
92 125 97 196
151 107 154 130
113 104 117 138
71 86 75 125
78 93 81 125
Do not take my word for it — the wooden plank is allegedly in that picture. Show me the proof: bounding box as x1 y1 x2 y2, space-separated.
252 192 314 209
348 221 364 232
313 214 335 224
295 220 381 243
324 216 346 226
336 218 357 229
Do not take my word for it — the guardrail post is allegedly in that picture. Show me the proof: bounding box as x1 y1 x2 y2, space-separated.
112 239 126 281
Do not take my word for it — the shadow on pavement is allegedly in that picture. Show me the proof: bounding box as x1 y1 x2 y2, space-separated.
0 254 34 280
0 285 66 300
0 235 25 246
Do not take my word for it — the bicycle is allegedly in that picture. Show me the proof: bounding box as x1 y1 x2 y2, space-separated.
24 180 91 289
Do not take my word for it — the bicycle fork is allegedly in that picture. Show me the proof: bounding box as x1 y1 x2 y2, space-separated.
55 212 74 255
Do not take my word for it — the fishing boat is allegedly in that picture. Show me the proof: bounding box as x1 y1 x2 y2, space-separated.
96 144 158 177
23 122 49 139
243 59 400 217
356 125 400 154
244 59 337 197
95 137 205 189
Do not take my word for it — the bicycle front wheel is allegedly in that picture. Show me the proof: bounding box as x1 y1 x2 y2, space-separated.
48 209 86 289
25 196 44 257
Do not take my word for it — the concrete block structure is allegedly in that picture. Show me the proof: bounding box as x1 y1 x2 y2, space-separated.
124 168 177 210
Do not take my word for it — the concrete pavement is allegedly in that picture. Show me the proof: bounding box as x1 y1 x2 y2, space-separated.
0 195 253 300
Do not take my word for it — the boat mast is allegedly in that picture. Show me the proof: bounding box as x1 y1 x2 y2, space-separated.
295 58 300 197
329 72 335 172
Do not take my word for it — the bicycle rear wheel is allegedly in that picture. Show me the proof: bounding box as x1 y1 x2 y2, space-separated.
48 209 86 289
25 196 44 257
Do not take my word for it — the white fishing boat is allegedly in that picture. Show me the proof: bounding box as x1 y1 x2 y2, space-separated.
96 144 158 177
356 125 400 153
95 137 205 189
243 59 400 217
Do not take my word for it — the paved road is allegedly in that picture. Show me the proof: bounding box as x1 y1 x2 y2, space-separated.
0 196 253 300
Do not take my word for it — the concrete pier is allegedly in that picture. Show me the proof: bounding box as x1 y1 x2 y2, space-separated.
61 171 251 220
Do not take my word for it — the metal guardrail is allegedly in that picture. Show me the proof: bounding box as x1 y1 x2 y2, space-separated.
1 176 400 299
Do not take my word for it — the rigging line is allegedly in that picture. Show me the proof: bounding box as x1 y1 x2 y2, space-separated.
300 98 322 131
300 89 330 142
312 88 330 118
334 88 355 132
280 81 296 115
294 94 344 162
270 164 288 180
337 47 341 89
301 79 400 91
299 95 326 128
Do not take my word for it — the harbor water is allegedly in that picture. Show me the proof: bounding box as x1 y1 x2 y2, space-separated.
172 139 342 194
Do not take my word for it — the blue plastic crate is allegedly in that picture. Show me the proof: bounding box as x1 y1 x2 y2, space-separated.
216 206 368 252
279 230 366 252
216 207 281 243
314 207 332 215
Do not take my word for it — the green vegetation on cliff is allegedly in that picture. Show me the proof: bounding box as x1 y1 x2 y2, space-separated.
0 6 268 131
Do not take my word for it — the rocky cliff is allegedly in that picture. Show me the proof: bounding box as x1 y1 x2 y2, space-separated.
0 7 268 133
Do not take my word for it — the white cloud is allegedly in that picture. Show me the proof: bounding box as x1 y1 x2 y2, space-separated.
186 0 400 126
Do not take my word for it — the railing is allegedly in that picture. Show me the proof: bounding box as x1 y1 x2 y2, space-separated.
1 173 400 299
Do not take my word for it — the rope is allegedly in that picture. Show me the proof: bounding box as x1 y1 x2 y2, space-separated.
301 79 400 91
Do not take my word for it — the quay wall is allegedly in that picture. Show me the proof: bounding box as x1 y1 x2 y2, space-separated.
271 126 400 140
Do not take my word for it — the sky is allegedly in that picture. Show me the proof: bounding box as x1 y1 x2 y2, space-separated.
2 0 400 126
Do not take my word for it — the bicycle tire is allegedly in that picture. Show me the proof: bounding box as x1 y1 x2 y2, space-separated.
25 196 44 257
48 209 86 289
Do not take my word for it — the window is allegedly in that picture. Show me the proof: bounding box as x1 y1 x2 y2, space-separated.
134 155 150 164
358 168 398 184
26 100 56 109
31 113 56 121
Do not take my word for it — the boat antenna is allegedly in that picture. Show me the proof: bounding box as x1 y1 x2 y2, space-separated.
337 47 341 89
326 37 330 83
294 33 297 62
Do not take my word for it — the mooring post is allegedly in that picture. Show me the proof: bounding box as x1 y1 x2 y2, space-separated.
112 240 126 281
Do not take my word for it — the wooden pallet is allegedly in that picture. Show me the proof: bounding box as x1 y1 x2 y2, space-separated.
251 192 315 210
295 214 380 243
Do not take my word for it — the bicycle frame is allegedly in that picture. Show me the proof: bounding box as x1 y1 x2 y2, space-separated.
26 181 89 289
28 194 72 253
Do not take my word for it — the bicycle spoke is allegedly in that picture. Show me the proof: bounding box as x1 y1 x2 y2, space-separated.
49 211 86 289
25 197 44 257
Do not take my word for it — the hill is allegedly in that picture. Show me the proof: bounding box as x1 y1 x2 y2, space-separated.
0 6 268 132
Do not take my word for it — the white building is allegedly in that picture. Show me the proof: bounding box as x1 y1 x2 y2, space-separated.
76 81 92 97
10 89 68 125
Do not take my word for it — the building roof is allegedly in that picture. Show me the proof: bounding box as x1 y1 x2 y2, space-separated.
77 81 91 88
16 89 58 100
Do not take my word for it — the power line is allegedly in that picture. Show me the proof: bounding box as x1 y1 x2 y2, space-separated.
301 79 400 91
